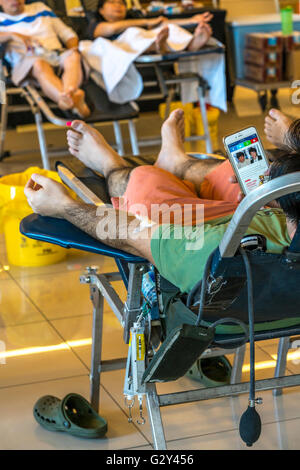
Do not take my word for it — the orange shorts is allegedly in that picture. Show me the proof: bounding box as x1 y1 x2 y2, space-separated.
111 160 240 225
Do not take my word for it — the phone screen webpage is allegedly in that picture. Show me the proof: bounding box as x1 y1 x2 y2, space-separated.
228 133 269 194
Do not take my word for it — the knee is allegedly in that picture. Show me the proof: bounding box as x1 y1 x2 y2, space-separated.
32 59 51 75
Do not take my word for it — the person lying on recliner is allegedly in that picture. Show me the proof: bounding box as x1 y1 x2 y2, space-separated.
24 109 300 294
86 0 213 54
0 0 90 117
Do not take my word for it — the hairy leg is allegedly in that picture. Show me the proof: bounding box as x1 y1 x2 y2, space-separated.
155 108 222 193
67 120 133 197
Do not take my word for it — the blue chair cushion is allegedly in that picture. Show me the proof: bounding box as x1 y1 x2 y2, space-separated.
20 214 146 263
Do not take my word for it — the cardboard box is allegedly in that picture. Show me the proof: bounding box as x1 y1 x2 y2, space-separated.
245 32 283 51
285 49 300 80
274 31 300 50
245 63 283 82
244 47 282 67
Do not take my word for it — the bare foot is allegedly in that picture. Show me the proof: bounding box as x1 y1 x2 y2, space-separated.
58 92 73 111
264 109 293 150
71 89 91 119
155 26 169 54
67 120 127 176
187 22 212 52
155 108 190 173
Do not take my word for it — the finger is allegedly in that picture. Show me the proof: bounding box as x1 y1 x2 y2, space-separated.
229 175 238 183
25 177 36 190
24 185 35 198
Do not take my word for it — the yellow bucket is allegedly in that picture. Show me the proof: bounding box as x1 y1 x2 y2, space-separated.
193 106 220 152
0 167 71 267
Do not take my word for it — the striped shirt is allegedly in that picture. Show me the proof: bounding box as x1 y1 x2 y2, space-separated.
0 2 77 65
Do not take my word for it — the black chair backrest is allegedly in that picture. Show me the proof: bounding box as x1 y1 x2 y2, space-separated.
192 221 300 324
80 0 99 13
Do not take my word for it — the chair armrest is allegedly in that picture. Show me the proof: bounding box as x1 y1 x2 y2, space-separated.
219 172 300 258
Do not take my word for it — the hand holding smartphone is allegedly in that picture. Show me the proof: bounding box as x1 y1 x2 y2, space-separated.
223 126 269 196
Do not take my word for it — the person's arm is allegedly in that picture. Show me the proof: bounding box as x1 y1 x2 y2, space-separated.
168 11 213 27
93 15 166 38
0 31 35 49
24 173 156 263
52 15 79 48
65 36 79 49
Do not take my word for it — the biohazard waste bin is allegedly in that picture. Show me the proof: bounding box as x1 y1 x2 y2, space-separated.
0 167 69 267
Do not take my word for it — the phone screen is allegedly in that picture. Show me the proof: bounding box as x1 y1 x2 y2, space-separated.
225 130 269 195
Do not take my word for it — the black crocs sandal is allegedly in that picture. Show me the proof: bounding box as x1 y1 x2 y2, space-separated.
33 393 107 438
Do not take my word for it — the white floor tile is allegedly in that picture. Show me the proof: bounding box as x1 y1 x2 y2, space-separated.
0 376 149 450
0 321 88 387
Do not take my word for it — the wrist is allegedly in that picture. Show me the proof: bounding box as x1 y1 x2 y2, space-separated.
60 196 80 219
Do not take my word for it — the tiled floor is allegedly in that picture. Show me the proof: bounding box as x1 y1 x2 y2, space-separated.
0 87 300 450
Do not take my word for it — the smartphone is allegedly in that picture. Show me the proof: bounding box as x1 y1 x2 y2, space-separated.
223 126 270 195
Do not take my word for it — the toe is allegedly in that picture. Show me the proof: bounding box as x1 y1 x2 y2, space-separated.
265 116 274 125
71 120 87 133
269 108 282 120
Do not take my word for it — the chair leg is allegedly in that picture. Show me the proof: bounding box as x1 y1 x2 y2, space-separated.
197 85 213 154
0 98 8 159
89 277 105 413
123 263 146 344
128 119 139 156
34 110 50 170
145 383 167 450
230 344 246 385
113 121 125 156
273 337 290 397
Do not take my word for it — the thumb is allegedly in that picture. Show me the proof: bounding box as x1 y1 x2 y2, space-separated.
30 173 51 187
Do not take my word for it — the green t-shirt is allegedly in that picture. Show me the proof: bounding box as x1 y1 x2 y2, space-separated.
151 208 291 294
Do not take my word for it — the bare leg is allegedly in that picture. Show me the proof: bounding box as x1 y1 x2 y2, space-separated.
264 109 293 150
67 110 222 197
67 120 132 197
32 58 90 118
61 51 90 118
31 59 73 110
155 108 222 192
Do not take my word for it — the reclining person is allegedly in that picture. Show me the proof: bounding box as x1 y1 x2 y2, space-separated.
24 109 300 294
86 0 213 53
0 0 90 117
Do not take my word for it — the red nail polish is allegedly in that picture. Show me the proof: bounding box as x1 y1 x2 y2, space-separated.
66 121 72 127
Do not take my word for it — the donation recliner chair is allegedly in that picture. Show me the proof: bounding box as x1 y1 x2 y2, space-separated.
0 0 140 169
20 158 300 449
